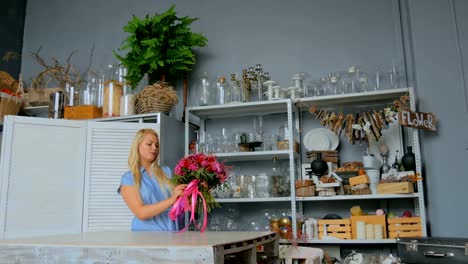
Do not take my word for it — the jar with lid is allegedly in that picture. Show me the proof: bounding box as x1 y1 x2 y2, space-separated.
196 72 214 106
277 123 289 150
103 64 124 117
215 76 226 105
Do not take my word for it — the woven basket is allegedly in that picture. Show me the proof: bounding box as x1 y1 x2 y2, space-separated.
26 87 63 107
135 82 178 114
0 71 22 121
0 71 19 93
0 92 21 121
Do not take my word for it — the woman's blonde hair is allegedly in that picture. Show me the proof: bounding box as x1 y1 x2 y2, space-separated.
128 128 173 192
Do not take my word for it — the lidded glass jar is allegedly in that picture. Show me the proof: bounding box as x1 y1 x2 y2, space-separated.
196 72 213 106
103 64 124 117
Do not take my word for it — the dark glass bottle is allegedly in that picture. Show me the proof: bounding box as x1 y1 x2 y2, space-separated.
401 146 416 172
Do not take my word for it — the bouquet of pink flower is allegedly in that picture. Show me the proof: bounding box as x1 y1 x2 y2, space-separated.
169 153 229 232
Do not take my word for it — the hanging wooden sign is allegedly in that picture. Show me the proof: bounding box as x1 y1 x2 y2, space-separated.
398 110 437 131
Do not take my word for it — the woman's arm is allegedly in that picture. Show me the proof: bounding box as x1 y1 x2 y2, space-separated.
121 184 186 220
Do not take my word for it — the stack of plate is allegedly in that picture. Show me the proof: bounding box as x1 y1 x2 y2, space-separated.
303 128 339 151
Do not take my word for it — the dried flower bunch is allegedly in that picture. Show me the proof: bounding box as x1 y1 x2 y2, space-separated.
30 49 85 89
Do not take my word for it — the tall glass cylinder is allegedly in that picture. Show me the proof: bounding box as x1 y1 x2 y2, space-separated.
65 83 80 107
229 73 242 103
196 72 213 106
80 76 99 106
48 91 64 119
103 64 123 117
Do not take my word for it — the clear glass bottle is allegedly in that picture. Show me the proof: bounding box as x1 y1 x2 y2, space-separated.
80 75 98 106
196 72 213 106
216 76 226 105
269 157 288 197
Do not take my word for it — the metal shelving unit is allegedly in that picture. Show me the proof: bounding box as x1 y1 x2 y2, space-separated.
185 99 300 237
185 88 427 243
295 87 427 243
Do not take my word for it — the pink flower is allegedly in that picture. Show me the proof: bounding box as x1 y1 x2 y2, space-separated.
188 162 199 171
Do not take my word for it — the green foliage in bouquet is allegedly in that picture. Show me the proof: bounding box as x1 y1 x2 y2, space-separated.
114 5 208 87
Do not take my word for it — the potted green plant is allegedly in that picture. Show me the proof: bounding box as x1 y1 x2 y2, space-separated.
114 5 208 87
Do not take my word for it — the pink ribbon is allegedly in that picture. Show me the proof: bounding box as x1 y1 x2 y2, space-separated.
169 179 208 232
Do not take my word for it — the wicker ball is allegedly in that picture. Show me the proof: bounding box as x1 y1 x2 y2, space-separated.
135 82 178 114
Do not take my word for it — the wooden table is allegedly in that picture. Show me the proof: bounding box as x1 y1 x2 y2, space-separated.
0 231 279 263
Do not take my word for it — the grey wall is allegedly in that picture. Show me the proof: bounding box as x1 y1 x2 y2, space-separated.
403 0 468 237
20 0 468 237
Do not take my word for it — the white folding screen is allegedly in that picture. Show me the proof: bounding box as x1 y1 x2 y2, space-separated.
82 122 159 232
0 116 87 239
0 115 182 238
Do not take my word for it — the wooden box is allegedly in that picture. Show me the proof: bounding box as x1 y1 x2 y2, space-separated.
296 186 315 197
377 182 414 194
349 175 369 187
64 105 102 120
388 217 422 239
351 215 387 239
318 219 352 239
307 150 339 164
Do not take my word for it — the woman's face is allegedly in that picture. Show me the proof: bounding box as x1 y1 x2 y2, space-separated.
138 132 159 165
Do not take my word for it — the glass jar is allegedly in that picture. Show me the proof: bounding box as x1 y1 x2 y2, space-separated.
216 76 226 105
229 73 242 103
196 72 213 106
65 83 80 107
103 64 123 117
80 76 99 106
48 91 64 119
120 92 135 116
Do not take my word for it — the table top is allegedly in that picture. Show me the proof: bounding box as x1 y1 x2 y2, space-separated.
0 231 277 248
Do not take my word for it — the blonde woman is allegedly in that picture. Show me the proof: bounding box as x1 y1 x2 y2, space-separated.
119 128 187 231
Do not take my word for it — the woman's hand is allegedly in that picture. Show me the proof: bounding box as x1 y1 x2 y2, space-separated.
171 184 187 202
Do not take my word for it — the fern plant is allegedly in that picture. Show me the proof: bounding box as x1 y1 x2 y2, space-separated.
114 5 207 87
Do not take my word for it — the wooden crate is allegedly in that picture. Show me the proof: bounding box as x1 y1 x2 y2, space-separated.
351 215 387 239
388 217 422 239
307 150 339 163
318 219 352 239
64 105 102 120
349 175 369 186
377 182 414 194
